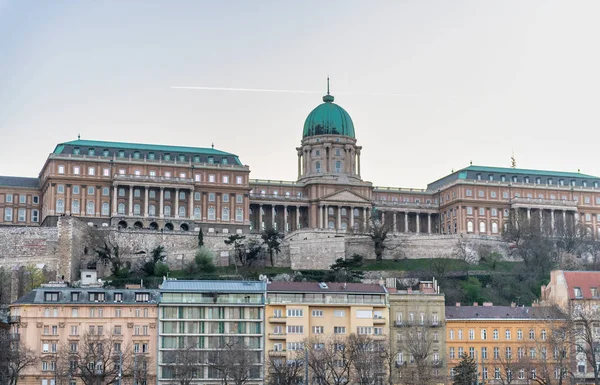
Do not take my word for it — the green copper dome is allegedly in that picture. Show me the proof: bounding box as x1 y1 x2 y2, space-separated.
302 92 355 138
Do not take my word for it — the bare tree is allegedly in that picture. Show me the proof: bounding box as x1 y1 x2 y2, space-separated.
0 332 37 385
162 338 203 385
453 236 477 278
207 337 260 385
265 350 305 385
347 334 386 385
306 336 353 385
62 331 133 385
367 210 406 262
378 333 401 385
396 326 437 385
569 306 600 385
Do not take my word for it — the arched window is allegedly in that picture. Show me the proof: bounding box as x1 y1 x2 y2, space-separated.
335 161 342 173
194 207 201 219
164 206 171 217
148 205 156 216
341 208 347 216
491 222 499 234
208 207 216 220
467 221 474 233
179 206 186 218
222 208 230 221
101 203 109 216
133 204 141 216
86 201 95 215
71 200 80 214
236 208 243 222
479 221 486 233
341 222 347 230
315 161 321 173
117 203 125 215
56 199 64 214
194 192 201 201
328 221 335 229
328 207 334 215
354 208 360 217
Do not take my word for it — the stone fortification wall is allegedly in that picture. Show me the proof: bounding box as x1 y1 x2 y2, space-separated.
0 224 59 273
284 229 346 270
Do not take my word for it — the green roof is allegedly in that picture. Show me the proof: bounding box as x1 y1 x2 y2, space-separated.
303 93 355 139
54 140 239 158
463 165 598 179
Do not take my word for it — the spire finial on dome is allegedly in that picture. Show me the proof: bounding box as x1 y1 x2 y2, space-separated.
323 76 334 103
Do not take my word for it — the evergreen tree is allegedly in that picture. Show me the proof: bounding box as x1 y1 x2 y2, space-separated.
198 227 204 247
452 353 477 385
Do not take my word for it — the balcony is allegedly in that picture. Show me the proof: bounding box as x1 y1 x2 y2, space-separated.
374 200 438 210
268 333 287 340
113 174 194 186
394 321 404 327
432 360 444 368
268 316 287 323
372 334 386 340
511 197 578 210
7 316 21 324
373 317 386 325
268 350 287 357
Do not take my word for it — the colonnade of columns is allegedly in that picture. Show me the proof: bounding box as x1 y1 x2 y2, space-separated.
251 203 307 233
516 207 578 235
379 210 437 234
112 184 195 219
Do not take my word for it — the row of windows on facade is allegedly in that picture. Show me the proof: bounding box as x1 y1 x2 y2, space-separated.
376 196 435 204
41 306 151 318
3 207 39 222
54 199 244 220
474 172 599 188
274 308 384 318
450 366 566 381
41 324 150 338
312 148 347 157
449 346 555 361
394 350 441 365
394 312 440 325
464 188 600 204
276 325 385 337
314 160 346 173
449 328 545 341
43 340 150 355
3 194 39 204
70 147 230 164
56 185 245 204
56 165 244 184
43 291 150 302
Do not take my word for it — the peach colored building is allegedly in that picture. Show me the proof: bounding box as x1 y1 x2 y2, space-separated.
9 284 159 385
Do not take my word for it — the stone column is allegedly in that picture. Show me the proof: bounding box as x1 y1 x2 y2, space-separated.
563 210 567 233
80 185 85 217
66 185 72 215
202 192 207 221
128 185 133 216
174 189 180 218
189 189 194 219
95 186 101 216
259 204 263 230
416 213 420 233
575 212 580 226
363 207 367 230
392 212 397 233
318 205 323 229
428 214 432 234
112 185 118 215
284 205 288 233
550 209 555 234
404 212 409 233
144 187 149 217
350 206 355 230
337 206 342 230
271 205 276 229
159 187 164 218
539 209 543 232
297 151 302 179
296 205 301 230
357 150 361 177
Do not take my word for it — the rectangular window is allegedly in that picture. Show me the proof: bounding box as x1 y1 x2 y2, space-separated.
209 174 216 183
333 326 346 334
19 195 26 204
18 208 26 222
312 310 323 317
334 310 346 317
88 167 95 176
312 326 324 334
222 175 229 184
58 165 65 174
236 176 243 184
287 309 303 317
44 292 59 302
286 325 304 334
135 293 149 302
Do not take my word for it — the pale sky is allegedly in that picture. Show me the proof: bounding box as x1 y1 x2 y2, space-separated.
1 1 600 188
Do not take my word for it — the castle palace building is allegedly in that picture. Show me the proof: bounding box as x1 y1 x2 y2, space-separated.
2 88 600 237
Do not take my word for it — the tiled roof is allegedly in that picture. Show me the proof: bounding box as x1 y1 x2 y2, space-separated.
160 280 266 293
267 282 387 294
446 306 565 320
563 271 600 300
54 139 238 157
0 176 40 188
12 288 159 305
462 165 597 179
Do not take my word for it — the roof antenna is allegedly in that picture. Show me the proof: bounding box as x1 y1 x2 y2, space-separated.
327 76 330 95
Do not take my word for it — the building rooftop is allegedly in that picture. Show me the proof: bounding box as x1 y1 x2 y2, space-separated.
445 305 565 320
562 271 600 300
0 176 40 189
267 281 387 294
12 287 160 305
160 280 266 293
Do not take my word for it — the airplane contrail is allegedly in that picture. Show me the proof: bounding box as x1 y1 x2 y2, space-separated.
170 86 430 97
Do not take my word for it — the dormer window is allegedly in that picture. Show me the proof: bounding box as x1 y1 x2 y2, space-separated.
178 154 185 162
164 153 171 161
208 156 214 164
574 287 583 298
88 148 95 156
44 292 59 302
118 150 125 158
548 178 553 185
476 173 482 180
222 157 228 165
135 293 149 302
133 151 140 159
571 180 576 187
89 292 105 302
71 292 79 301
583 181 588 187
500 175 506 182
559 179 565 186
488 174 494 181
73 147 80 155
103 149 110 157
512 176 518 183
114 293 123 302
148 152 155 160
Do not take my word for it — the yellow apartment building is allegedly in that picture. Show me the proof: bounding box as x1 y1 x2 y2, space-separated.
265 282 389 359
9 283 159 385
446 303 566 385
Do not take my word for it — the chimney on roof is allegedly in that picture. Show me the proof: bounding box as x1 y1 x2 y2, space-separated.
456 302 461 307
473 302 478 306
482 302 493 307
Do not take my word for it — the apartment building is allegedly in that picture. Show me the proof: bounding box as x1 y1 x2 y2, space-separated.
157 280 266 385
9 284 159 385
265 281 389 358
446 303 565 385
388 279 446 383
